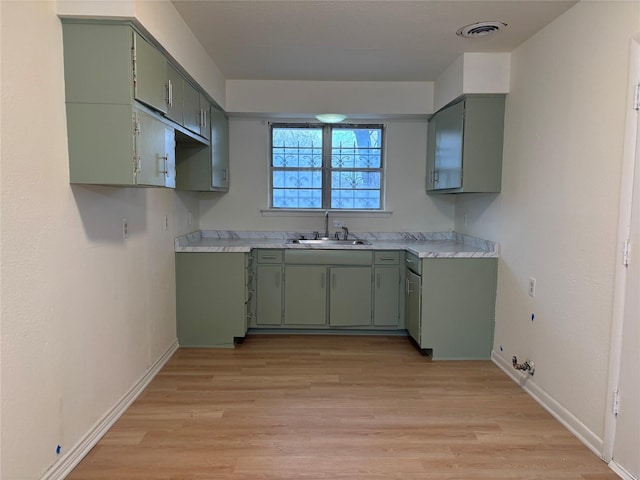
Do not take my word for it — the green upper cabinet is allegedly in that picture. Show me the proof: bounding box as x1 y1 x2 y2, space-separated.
66 102 175 187
62 21 229 189
132 32 168 114
176 106 230 192
427 95 505 194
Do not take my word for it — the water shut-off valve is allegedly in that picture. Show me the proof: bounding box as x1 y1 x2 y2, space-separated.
512 356 535 375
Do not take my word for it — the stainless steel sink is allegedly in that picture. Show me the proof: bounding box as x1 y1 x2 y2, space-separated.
286 238 371 246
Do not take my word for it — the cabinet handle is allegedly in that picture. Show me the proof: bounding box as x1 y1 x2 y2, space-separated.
406 278 415 294
223 168 228 182
165 80 173 107
331 273 336 289
261 255 277 260
160 155 169 176
434 169 439 184
379 257 396 262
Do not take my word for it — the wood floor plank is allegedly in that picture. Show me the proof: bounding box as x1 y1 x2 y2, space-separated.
67 335 618 480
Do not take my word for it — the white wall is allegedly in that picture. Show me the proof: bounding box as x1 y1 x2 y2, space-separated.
198 118 455 233
455 0 639 452
0 1 212 478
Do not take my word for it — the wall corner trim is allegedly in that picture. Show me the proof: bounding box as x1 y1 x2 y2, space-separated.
491 351 604 459
40 339 180 480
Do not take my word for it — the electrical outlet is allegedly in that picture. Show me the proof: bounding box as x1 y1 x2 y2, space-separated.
122 218 128 239
528 277 536 297
163 215 169 231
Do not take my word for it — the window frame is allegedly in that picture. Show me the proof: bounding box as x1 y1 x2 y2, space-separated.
269 122 385 211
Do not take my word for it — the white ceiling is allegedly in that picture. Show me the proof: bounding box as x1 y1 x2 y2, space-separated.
171 0 578 82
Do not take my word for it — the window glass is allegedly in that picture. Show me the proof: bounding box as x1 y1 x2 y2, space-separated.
271 124 384 210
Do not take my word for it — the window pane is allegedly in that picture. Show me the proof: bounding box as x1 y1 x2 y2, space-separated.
273 188 322 209
273 128 323 167
273 170 322 189
331 189 381 209
331 171 381 189
331 127 381 168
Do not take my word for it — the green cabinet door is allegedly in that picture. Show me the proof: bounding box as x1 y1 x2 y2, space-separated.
183 81 201 135
134 108 175 187
405 269 421 343
62 23 133 105
421 258 497 359
284 266 327 325
133 32 167 114
210 106 230 190
374 266 401 326
256 265 283 325
433 100 464 190
329 267 372 327
166 63 184 125
175 252 247 347
426 117 436 191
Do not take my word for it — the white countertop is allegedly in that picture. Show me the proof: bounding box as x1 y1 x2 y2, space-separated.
175 231 498 258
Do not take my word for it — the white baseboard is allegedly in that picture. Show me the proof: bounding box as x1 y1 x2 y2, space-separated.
609 460 637 480
491 351 604 458
41 340 179 480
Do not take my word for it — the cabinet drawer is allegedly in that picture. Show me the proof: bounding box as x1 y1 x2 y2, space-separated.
405 252 421 275
285 250 372 265
257 249 283 264
374 251 400 265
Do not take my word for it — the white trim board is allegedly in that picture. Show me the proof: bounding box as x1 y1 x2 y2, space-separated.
40 340 179 480
492 351 604 457
610 460 638 480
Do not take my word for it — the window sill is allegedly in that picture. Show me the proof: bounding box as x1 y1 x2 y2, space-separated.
260 209 393 218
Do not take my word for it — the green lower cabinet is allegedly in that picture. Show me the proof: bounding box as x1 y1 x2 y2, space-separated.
416 258 497 360
374 266 401 327
175 252 247 347
329 267 372 327
283 266 327 325
256 265 283 325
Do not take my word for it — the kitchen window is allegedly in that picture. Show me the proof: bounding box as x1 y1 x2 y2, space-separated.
270 123 384 210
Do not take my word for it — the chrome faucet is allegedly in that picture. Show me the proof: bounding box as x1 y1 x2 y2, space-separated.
341 226 349 240
324 210 330 239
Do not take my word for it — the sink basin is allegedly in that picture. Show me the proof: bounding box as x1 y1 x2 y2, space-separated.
286 238 371 246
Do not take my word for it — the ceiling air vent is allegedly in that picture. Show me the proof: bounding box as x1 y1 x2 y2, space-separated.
456 21 507 38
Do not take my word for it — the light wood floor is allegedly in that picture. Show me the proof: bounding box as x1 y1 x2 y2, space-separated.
68 335 618 480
